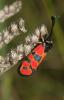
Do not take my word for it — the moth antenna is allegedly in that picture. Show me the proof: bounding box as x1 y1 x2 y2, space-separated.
45 16 59 41
49 16 56 40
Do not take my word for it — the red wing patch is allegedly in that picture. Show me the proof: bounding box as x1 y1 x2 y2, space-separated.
33 44 44 56
20 61 32 76
28 54 34 61
30 60 38 70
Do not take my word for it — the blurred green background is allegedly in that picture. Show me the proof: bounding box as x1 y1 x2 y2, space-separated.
0 0 64 100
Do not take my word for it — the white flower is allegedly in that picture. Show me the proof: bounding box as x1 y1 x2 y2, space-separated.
0 1 22 23
25 35 31 44
20 26 27 33
3 63 10 68
8 34 14 40
24 44 32 55
0 63 10 73
8 1 22 15
10 49 18 64
19 18 24 26
0 10 5 19
19 18 27 33
5 55 10 63
3 29 9 39
35 28 40 37
40 24 48 36
10 50 17 59
18 53 23 60
15 1 22 12
17 44 24 53
9 5 15 14
4 6 9 14
0 66 4 73
17 1 22 8
13 0 22 9
4 36 11 44
11 23 18 34
31 34 39 44
3 30 13 44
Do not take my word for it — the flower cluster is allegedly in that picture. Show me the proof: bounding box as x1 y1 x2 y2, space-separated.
0 18 27 48
0 24 48 75
25 24 48 45
0 55 10 74
0 1 22 23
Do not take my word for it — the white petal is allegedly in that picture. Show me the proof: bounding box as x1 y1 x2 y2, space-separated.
20 26 27 33
19 18 24 26
18 53 23 60
0 11 5 19
10 50 17 59
40 25 48 36
17 44 24 53
11 23 18 33
4 6 9 14
31 35 39 44
24 44 32 55
3 29 9 38
35 28 40 37
4 34 13 44
9 5 15 13
25 35 31 44
0 56 5 64
19 18 27 33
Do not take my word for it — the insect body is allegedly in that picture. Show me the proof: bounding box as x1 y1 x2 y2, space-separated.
18 16 56 76
19 44 46 76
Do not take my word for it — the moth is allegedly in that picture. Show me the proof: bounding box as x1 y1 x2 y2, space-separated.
18 16 56 76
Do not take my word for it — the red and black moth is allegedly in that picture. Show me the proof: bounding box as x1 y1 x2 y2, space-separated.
18 16 56 76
